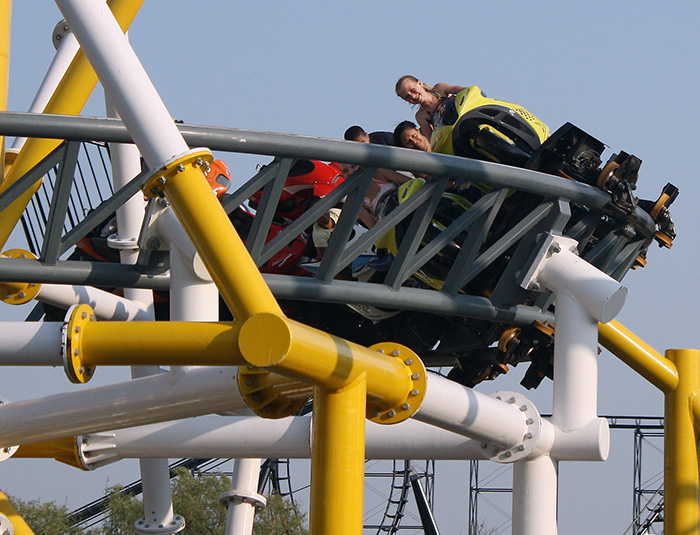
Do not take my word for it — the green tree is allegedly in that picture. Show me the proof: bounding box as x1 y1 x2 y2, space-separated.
253 493 308 535
11 496 84 535
12 467 308 535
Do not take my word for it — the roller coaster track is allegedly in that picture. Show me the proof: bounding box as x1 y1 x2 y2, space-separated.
0 112 661 388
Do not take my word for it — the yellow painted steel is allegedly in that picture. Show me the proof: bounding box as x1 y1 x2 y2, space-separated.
0 0 10 180
599 320 678 393
15 437 86 470
143 150 282 321
63 304 246 382
0 489 36 535
0 0 144 248
310 376 367 535
0 249 41 304
238 312 426 423
237 367 314 419
664 349 700 535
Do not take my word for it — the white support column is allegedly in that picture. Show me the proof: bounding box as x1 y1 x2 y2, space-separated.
54 0 189 169
221 458 265 535
10 19 81 151
512 455 558 535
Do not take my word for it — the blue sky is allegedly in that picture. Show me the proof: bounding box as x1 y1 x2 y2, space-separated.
2 2 700 534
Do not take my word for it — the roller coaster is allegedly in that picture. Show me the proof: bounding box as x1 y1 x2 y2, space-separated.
0 2 697 535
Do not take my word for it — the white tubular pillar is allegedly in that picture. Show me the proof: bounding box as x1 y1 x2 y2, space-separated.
78 416 487 467
415 373 537 453
10 20 81 151
36 284 151 321
0 322 62 365
521 235 626 430
221 459 265 535
106 90 182 535
55 0 189 169
512 455 558 535
0 366 247 448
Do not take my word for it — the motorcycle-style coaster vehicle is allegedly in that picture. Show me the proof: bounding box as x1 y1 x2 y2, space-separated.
358 87 679 388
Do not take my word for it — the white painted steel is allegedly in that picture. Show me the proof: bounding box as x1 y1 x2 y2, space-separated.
537 238 627 323
224 458 263 535
55 0 189 168
549 417 609 461
0 366 246 448
10 23 80 150
90 416 487 462
0 322 62 365
551 291 600 431
512 454 558 535
36 283 151 321
414 372 529 449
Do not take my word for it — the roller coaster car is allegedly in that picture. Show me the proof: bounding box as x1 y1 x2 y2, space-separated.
248 159 344 224
431 85 550 167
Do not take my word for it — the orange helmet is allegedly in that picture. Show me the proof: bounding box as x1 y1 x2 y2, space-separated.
205 159 232 197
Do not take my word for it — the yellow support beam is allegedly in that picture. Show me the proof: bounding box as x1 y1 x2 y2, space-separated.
143 149 282 321
598 319 678 393
14 437 85 470
0 489 36 535
0 0 144 248
238 312 426 423
63 304 246 382
0 0 10 180
310 377 367 535
664 349 700 535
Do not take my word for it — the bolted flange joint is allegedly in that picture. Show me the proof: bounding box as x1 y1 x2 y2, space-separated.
219 489 267 510
61 304 96 384
142 148 213 199
367 342 427 425
0 249 41 305
481 390 541 463
134 514 185 535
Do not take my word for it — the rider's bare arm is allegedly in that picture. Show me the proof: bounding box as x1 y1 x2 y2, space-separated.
433 83 465 97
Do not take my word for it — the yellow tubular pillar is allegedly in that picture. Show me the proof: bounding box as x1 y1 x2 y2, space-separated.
0 0 10 180
0 489 36 535
599 320 679 393
238 312 427 423
664 349 700 535
63 304 246 382
0 0 144 247
143 150 282 320
310 376 367 535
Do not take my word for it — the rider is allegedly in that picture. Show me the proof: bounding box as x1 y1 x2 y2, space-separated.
395 75 465 139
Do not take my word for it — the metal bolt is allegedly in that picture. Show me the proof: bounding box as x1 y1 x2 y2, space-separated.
519 404 527 411
524 432 533 440
81 312 87 319
392 349 400 356
3 448 11 454
251 393 261 401
245 378 254 386
377 348 385 354
507 397 516 404
176 164 185 172
531 282 541 291
157 176 166 184
195 158 204 167
411 373 420 380
373 410 380 417
75 326 81 333
404 358 413 365
18 292 25 299
74 349 80 356
518 445 526 451
410 389 419 396
402 403 410 410
526 418 534 425
481 443 488 449
505 451 512 457
549 243 561 255
387 410 396 418
79 367 85 373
